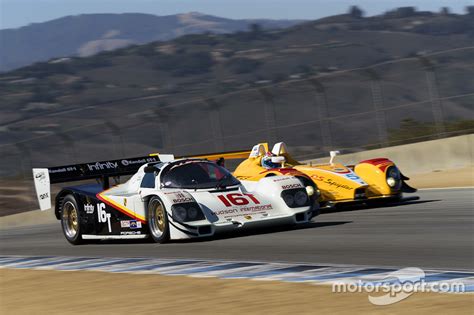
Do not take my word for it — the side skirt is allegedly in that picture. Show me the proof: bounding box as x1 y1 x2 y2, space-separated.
82 234 148 240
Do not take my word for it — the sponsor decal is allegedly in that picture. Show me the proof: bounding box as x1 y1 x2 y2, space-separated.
84 203 95 214
39 192 49 200
173 197 194 203
325 179 353 190
272 177 293 182
240 204 272 212
212 209 239 216
172 192 194 204
311 175 353 190
49 166 77 174
250 145 260 157
345 173 361 180
97 203 112 233
244 215 252 220
121 220 142 229
236 175 252 180
35 172 47 183
120 231 142 235
282 184 303 190
87 161 118 171
123 198 127 207
130 220 142 229
121 157 158 167
344 173 367 185
212 204 273 216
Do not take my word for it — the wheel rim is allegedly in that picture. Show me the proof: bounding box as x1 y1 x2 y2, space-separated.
62 201 78 239
149 199 166 238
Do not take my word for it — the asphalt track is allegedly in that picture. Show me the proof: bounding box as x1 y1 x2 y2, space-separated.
0 188 472 270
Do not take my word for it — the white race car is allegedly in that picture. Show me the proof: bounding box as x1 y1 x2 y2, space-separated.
33 154 318 244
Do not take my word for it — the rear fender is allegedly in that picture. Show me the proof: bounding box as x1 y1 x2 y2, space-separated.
55 189 83 220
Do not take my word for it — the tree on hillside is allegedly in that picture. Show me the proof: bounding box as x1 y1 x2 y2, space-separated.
440 7 450 15
249 23 263 39
385 7 417 18
467 6 474 15
349 5 364 19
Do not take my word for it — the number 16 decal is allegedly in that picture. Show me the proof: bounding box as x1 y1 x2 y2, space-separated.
217 193 260 207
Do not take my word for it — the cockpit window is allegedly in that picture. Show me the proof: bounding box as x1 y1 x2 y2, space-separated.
140 163 163 189
140 172 155 188
161 161 240 189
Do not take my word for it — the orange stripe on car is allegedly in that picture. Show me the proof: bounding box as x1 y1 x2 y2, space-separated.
96 192 147 223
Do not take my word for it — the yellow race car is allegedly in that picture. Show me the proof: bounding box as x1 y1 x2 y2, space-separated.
193 142 417 208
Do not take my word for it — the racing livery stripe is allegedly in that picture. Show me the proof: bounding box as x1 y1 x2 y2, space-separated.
1 255 472 293
96 191 147 223
168 220 199 237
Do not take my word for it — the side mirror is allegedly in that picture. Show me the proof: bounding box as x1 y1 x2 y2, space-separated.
329 151 340 164
144 165 156 173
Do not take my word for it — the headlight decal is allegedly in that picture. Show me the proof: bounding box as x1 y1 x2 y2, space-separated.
294 190 308 206
281 188 310 208
171 202 205 222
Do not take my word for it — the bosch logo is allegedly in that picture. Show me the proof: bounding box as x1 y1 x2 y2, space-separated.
282 184 303 190
172 198 194 204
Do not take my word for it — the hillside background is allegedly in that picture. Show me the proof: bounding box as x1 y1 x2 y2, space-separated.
0 6 473 214
0 12 304 72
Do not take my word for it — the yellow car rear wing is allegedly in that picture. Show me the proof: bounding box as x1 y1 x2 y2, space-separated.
150 150 252 161
185 150 252 160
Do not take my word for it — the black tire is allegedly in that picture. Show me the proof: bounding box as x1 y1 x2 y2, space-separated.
297 176 319 213
147 196 170 243
61 194 84 245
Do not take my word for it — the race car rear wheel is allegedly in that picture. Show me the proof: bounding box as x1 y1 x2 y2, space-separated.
61 195 83 245
147 196 170 243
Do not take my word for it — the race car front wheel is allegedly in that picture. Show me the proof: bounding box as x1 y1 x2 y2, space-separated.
61 194 83 245
147 196 170 243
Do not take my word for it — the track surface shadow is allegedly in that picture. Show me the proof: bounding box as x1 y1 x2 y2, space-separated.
322 199 441 213
97 221 352 245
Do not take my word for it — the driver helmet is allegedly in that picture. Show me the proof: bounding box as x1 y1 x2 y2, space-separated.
261 151 279 169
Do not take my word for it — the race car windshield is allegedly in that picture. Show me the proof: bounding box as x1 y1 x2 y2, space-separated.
161 161 240 189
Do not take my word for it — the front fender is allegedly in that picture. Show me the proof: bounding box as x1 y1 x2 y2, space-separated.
354 158 406 196
140 190 196 213
243 176 305 197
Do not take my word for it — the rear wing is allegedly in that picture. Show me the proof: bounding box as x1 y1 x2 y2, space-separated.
32 154 174 211
175 149 252 163
184 151 251 160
